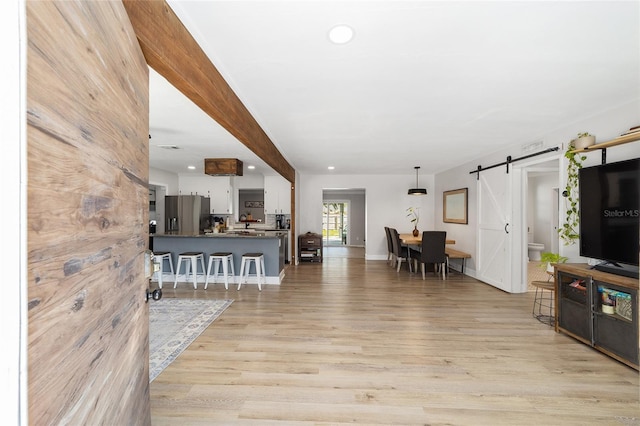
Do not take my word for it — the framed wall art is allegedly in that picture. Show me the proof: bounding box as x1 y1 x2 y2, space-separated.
245 201 264 208
443 188 468 224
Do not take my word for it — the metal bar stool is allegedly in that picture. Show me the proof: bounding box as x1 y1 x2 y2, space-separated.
531 280 555 326
205 252 235 290
238 252 265 291
174 251 205 289
152 251 174 289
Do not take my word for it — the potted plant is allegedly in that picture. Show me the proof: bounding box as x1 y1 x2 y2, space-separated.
573 131 596 150
406 207 420 236
539 252 568 275
560 139 587 245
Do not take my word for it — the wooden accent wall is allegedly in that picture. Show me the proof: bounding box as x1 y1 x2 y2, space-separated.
27 1 151 424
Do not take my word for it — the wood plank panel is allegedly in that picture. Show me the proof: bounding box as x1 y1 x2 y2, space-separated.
149 257 639 424
122 0 295 183
27 1 151 424
204 158 244 176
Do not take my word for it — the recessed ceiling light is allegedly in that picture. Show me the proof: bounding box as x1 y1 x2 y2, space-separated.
187 165 196 170
247 165 256 170
328 24 354 44
328 166 335 170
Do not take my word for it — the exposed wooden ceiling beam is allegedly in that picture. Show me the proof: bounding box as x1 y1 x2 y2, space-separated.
122 0 295 183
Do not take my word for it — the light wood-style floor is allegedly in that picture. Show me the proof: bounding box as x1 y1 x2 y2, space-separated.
150 257 640 425
323 245 365 259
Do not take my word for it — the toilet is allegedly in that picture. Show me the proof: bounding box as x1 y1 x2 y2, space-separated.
528 243 545 261
527 233 544 261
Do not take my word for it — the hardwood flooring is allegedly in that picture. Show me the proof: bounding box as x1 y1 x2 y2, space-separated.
323 245 365 259
149 258 640 425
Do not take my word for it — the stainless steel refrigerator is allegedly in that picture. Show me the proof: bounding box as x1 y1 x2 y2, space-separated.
165 195 210 235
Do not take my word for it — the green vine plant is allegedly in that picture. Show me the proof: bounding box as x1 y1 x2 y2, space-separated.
560 137 587 245
539 252 568 270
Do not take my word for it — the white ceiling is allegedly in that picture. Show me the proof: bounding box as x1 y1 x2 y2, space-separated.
149 1 639 177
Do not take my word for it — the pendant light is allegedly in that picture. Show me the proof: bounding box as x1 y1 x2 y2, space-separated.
408 166 427 195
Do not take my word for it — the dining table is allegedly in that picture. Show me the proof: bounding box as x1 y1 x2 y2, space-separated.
399 233 455 246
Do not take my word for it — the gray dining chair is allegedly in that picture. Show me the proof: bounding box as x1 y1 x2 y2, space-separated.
410 231 447 279
390 228 412 272
384 226 394 266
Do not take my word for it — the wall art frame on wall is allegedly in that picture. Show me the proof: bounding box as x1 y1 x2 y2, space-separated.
245 201 264 208
443 188 468 224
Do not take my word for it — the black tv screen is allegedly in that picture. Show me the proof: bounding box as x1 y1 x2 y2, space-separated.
579 157 639 267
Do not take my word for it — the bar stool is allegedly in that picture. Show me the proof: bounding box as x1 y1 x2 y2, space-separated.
174 251 205 289
205 252 235 290
238 252 265 291
152 251 174 289
531 280 555 327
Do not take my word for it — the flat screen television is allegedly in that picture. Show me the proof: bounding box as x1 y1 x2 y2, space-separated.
578 157 639 278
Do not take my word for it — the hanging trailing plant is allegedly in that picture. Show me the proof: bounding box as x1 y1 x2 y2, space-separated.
560 136 587 245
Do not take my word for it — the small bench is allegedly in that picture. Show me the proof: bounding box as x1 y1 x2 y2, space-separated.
445 248 471 274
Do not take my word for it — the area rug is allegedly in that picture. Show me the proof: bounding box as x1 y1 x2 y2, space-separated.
149 298 233 382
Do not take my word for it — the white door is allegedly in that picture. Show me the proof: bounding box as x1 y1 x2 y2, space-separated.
477 166 513 292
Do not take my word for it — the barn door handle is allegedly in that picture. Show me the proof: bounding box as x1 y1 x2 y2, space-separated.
146 288 162 303
504 223 509 234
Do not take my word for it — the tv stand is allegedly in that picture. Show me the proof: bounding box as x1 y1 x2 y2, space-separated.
593 262 639 279
555 263 638 370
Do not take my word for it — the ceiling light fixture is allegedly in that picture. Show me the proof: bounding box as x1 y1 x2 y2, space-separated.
187 165 196 170
328 166 335 170
247 165 255 170
328 24 354 44
408 166 427 196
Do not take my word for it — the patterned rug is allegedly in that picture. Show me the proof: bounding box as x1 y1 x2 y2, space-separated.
149 298 233 382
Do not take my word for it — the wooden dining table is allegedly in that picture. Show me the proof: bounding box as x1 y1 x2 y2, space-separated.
399 233 456 246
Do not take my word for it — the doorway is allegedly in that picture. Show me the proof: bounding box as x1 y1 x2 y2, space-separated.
322 202 349 246
522 160 560 290
322 189 366 258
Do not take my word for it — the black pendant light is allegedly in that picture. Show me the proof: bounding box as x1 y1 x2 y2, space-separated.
408 166 427 195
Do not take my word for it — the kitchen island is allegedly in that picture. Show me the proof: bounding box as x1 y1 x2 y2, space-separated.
152 232 286 286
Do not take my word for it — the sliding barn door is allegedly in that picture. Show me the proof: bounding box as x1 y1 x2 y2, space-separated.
27 1 150 423
476 167 513 292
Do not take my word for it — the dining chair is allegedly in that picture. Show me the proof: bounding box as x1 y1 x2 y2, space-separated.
390 228 412 272
384 226 394 266
410 231 447 279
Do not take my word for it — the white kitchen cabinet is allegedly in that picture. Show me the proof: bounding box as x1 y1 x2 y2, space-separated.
278 180 291 214
179 175 233 214
179 175 214 197
209 177 234 214
264 175 291 214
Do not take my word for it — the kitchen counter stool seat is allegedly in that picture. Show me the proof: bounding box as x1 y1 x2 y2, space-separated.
205 252 235 290
152 251 174 289
174 251 205 289
238 252 265 291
